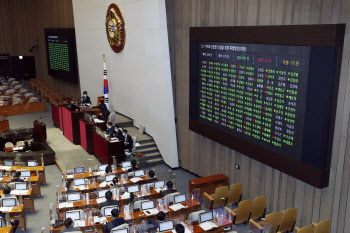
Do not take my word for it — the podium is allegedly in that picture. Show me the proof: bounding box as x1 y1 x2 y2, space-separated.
33 121 46 142
93 131 125 164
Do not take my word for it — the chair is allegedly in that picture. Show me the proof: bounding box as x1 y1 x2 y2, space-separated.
203 186 228 210
133 200 149 210
131 136 137 151
187 210 206 223
251 196 267 220
226 199 253 225
108 112 117 125
226 183 243 207
4 142 13 149
294 225 314 233
127 172 134 178
101 205 119 217
164 192 181 204
111 223 129 232
278 208 297 232
313 220 330 233
16 141 25 147
265 212 283 233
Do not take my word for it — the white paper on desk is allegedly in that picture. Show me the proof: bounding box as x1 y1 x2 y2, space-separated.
130 177 143 183
11 190 28 195
96 198 106 204
66 175 74 179
171 229 191 233
75 220 86 227
94 119 104 123
144 208 159 216
121 167 130 172
199 222 217 231
78 186 87 190
0 178 3 182
99 181 108 187
94 216 107 223
58 202 74 209
121 192 130 199
1 166 12 171
0 207 13 212
169 203 185 211
154 188 165 193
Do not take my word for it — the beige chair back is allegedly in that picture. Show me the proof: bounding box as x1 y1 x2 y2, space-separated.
251 196 267 220
4 142 13 149
279 208 297 232
314 220 330 233
265 212 282 233
111 223 129 232
235 199 253 224
212 186 229 209
296 225 314 233
227 183 243 206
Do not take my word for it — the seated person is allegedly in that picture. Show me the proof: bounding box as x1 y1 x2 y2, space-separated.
159 181 177 197
122 129 133 152
99 191 120 210
113 124 123 140
11 171 24 183
23 141 31 152
2 186 16 198
81 91 91 105
103 209 125 233
106 122 116 136
127 159 140 172
105 164 113 174
65 181 75 194
109 177 125 193
147 170 157 182
0 211 19 232
60 217 82 233
175 224 185 233
148 211 165 229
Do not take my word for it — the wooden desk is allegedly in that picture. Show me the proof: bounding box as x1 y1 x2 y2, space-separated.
79 119 107 155
0 101 45 116
51 199 201 233
0 205 26 232
0 226 12 233
0 120 9 132
65 168 129 180
0 189 35 212
0 176 41 197
0 166 46 185
93 132 125 164
189 174 229 198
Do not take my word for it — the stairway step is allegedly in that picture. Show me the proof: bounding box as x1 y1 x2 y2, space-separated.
138 139 154 144
143 152 162 160
146 158 165 166
137 143 156 150
137 148 159 154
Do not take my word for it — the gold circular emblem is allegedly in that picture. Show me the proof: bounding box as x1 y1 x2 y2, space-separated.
105 3 125 53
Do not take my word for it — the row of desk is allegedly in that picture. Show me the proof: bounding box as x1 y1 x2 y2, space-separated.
52 104 125 164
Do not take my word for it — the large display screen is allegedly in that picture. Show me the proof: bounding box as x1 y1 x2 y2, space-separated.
44 28 78 82
189 25 345 188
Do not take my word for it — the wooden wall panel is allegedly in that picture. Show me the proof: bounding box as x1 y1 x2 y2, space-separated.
0 0 80 101
167 0 350 232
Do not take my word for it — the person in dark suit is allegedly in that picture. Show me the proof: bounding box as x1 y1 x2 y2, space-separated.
122 129 133 152
148 211 166 229
60 218 82 233
11 171 24 183
99 191 120 210
159 181 177 197
94 100 110 122
23 141 31 152
113 125 123 140
81 91 91 105
106 122 115 136
103 209 125 233
147 170 157 183
127 159 140 172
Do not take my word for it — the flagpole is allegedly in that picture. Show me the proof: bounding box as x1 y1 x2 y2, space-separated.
103 54 109 109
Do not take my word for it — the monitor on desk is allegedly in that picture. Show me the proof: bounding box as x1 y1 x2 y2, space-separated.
154 180 165 189
112 229 128 233
2 198 16 207
98 164 108 171
127 185 139 193
141 200 154 211
159 220 174 232
174 194 186 204
65 211 81 221
98 189 109 198
73 178 86 186
74 167 85 174
200 211 214 223
27 160 37 167
134 170 145 177
0 171 3 178
121 161 131 168
104 206 119 217
67 192 81 202
15 183 27 190
20 170 31 177
4 160 13 166
105 174 115 182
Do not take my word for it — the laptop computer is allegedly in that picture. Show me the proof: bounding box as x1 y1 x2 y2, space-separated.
174 194 186 204
200 211 214 223
105 174 115 182
73 178 86 186
127 185 139 193
67 192 81 202
112 229 128 233
20 171 31 177
27 160 37 167
104 206 119 217
4 160 13 166
98 189 109 198
134 170 145 177
15 183 27 190
141 200 155 211
154 180 165 189
159 220 174 232
65 211 81 221
73 167 85 174
2 198 16 207
121 161 131 168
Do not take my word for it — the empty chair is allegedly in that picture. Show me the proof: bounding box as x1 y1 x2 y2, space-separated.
131 136 137 151
226 199 253 225
111 223 129 232
226 183 243 207
279 208 297 233
265 212 282 233
164 192 181 204
101 205 119 217
4 142 13 149
294 225 314 233
251 196 267 220
187 210 206 223
203 186 229 210
108 112 117 125
313 220 330 233
16 141 25 147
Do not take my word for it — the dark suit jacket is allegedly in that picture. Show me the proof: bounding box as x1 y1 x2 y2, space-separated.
103 217 125 233
106 127 116 136
159 188 177 198
82 95 91 105
99 199 120 210
98 103 110 116
11 178 25 183
123 134 133 150
113 129 123 140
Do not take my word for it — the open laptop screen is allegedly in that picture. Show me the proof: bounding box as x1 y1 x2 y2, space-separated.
74 167 85 174
4 160 13 166
134 170 145 177
67 192 81 202
27 160 37 167
200 211 214 223
127 185 139 193
174 194 186 204
159 220 174 232
2 198 16 207
141 200 154 210
73 178 86 186
121 161 131 168
20 171 31 177
65 211 80 221
15 183 27 190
